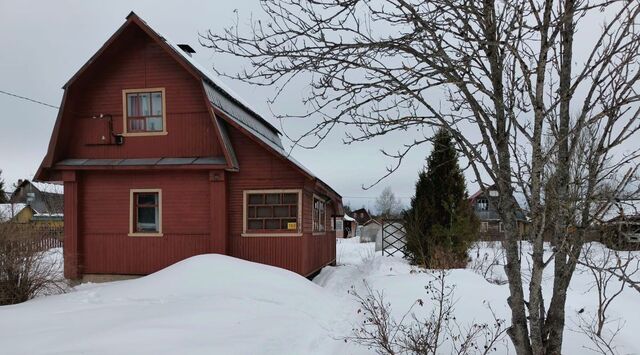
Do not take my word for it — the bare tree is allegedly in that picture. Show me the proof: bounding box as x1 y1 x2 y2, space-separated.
0 221 65 305
202 1 640 353
375 186 402 219
346 272 507 354
572 242 639 354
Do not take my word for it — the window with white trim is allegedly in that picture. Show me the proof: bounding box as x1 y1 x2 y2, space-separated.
123 88 166 135
244 191 301 234
130 189 162 236
313 196 327 232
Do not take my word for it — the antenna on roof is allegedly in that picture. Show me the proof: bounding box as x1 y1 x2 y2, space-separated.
177 44 196 57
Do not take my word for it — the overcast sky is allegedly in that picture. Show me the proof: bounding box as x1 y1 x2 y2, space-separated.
1 1 624 211
0 0 443 210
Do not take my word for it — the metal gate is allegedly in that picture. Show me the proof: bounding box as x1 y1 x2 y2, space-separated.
382 219 407 257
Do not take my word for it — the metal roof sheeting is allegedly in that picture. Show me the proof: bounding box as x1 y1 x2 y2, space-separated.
56 157 226 167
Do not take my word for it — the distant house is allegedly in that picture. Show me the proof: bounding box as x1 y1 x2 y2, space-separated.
0 203 35 224
34 13 343 281
10 180 64 216
361 219 382 249
598 199 640 244
469 186 527 240
350 208 373 225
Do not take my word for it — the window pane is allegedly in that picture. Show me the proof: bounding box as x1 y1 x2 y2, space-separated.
151 92 162 116
146 116 163 131
248 194 264 205
274 206 290 217
137 193 157 206
290 206 297 217
137 207 157 232
129 117 145 132
139 93 151 116
265 193 280 205
283 193 297 204
248 206 256 218
265 219 280 230
248 219 263 230
127 94 139 116
256 206 272 218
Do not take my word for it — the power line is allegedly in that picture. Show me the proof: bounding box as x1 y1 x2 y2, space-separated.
0 89 59 109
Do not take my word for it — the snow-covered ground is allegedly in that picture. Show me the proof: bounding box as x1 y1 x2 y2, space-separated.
0 240 638 354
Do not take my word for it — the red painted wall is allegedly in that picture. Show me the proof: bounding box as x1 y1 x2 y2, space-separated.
226 127 336 275
79 170 212 275
61 24 221 160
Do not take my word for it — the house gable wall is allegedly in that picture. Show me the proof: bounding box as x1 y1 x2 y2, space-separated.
58 24 222 161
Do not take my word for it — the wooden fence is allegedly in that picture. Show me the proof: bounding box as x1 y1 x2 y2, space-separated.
0 222 64 251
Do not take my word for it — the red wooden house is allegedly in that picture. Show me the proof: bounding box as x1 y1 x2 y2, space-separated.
36 12 342 281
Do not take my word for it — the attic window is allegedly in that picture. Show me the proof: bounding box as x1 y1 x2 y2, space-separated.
477 198 489 211
123 88 167 136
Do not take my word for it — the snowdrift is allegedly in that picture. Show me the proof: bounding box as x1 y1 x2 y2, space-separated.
0 254 354 355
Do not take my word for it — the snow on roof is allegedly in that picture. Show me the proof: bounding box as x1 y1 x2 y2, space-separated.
343 214 356 222
0 203 28 222
29 181 63 194
597 199 640 223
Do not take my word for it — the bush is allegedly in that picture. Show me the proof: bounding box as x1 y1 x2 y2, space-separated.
0 222 64 305
346 271 506 354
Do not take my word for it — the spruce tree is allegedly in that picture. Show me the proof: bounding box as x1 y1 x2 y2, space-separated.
0 170 7 203
403 129 478 267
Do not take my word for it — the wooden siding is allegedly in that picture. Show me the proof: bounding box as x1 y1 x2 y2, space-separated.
42 17 340 279
225 126 336 275
61 24 221 159
226 127 308 274
79 170 211 275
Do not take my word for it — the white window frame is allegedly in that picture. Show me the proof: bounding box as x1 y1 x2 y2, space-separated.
312 194 327 235
242 189 303 237
129 189 163 237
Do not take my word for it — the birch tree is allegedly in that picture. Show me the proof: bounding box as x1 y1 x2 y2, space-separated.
202 1 640 353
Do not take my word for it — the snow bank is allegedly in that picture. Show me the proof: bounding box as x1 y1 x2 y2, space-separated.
0 254 358 355
318 240 640 355
2 241 638 354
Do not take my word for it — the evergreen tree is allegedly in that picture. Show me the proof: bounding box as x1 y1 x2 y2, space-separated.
403 129 478 267
0 170 7 203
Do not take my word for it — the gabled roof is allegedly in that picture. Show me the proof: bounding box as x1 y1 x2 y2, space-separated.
597 199 640 223
0 203 29 222
36 12 341 201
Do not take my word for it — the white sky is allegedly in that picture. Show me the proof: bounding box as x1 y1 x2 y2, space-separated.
1 1 624 211
0 0 437 210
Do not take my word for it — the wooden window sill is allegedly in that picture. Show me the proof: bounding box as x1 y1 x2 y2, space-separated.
128 233 164 237
122 131 168 137
241 232 302 237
